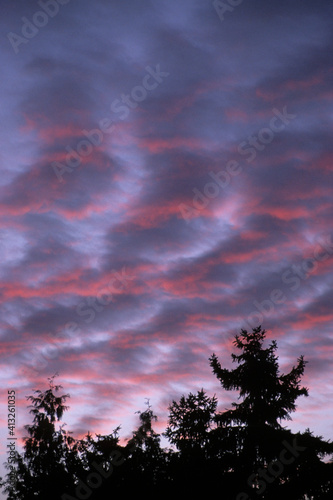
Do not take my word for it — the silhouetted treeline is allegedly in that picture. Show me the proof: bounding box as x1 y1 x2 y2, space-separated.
2 327 333 499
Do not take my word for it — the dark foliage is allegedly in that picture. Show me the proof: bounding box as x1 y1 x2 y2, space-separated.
1 327 333 499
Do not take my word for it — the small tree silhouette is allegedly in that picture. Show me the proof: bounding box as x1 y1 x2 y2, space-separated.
164 389 218 495
1 374 81 500
164 389 217 454
122 400 167 496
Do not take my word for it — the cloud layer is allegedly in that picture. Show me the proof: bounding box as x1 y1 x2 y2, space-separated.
0 0 333 476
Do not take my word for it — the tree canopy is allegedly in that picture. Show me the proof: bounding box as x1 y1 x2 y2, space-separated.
2 327 333 499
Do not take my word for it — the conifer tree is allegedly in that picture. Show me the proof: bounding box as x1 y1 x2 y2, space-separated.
1 375 81 500
209 326 333 499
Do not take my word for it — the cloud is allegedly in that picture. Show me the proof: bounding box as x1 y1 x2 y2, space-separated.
0 4 333 486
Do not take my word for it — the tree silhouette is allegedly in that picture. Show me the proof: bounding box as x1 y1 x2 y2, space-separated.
73 426 124 500
210 326 309 429
209 326 333 499
1 327 333 499
164 389 217 453
163 389 220 495
1 374 81 500
121 400 168 496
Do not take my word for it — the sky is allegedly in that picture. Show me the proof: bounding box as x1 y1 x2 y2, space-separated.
0 0 333 491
